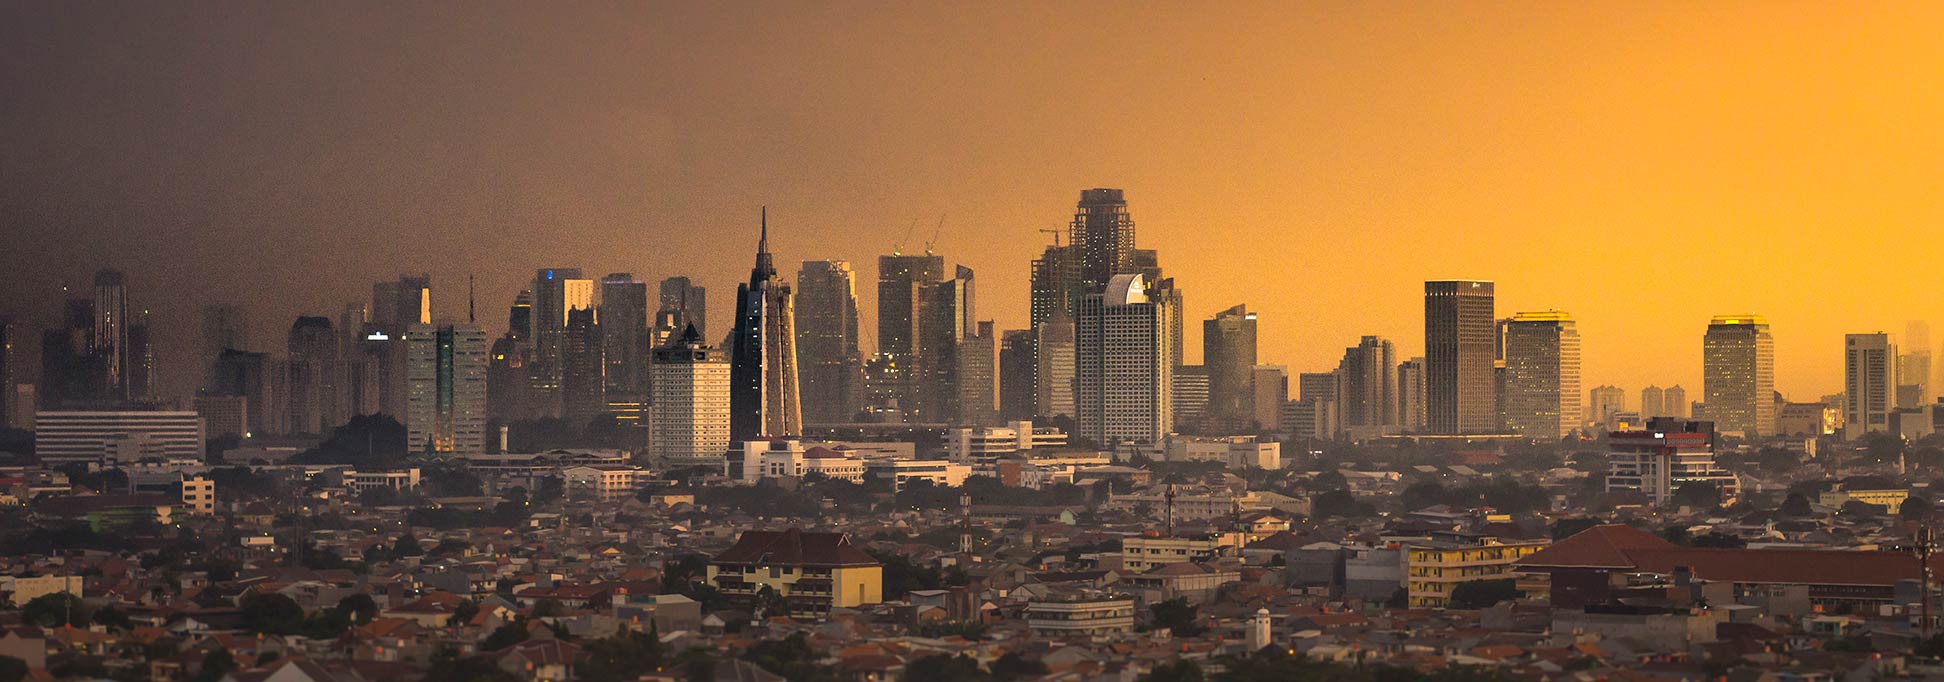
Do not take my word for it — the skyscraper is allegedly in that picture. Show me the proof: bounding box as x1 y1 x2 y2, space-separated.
916 265 975 422
600 273 650 400
1640 386 1665 419
877 253 946 417
1034 314 1076 420
1029 244 1076 331
795 260 862 424
1172 365 1209 430
213 349 289 436
529 268 594 418
1075 274 1172 445
729 210 802 440
1397 357 1426 431
93 269 130 400
1296 370 1337 437
652 325 731 468
656 276 707 344
1254 365 1290 432
957 321 998 426
1844 332 1897 439
488 290 535 422
561 307 605 425
405 323 487 454
1337 336 1399 431
1663 385 1689 419
1203 305 1258 432
287 316 339 434
1500 311 1582 440
1424 280 1497 434
1588 385 1626 429
202 304 250 392
126 312 156 401
372 274 432 334
998 329 1037 422
1703 315 1775 437
1070 189 1137 297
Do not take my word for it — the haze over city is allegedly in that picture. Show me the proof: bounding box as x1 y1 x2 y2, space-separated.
6 2 1943 403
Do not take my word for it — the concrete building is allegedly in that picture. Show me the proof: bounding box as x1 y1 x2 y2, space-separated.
1424 280 1497 434
650 326 731 469
1253 365 1289 432
529 268 595 418
729 213 803 440
193 394 248 440
707 529 883 620
1075 274 1173 445
404 324 489 454
35 410 205 464
957 321 999 426
1033 315 1076 420
1405 535 1548 608
1588 385 1626 430
1336 336 1397 433
1397 357 1426 432
1500 311 1582 440
1025 592 1136 637
1605 418 1739 505
947 421 1068 462
1203 305 1257 432
795 260 862 425
1703 315 1775 437
1172 365 1208 431
1844 332 1897 439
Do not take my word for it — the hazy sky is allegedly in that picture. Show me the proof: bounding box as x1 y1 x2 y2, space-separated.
3 1 1941 403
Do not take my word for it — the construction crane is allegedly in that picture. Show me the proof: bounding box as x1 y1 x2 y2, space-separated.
892 218 919 256
924 213 945 255
1038 228 1063 247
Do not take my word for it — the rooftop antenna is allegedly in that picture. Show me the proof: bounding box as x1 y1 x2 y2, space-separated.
1165 484 1177 536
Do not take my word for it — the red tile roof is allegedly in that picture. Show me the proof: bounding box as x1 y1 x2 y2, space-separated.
711 527 878 568
1520 524 1939 587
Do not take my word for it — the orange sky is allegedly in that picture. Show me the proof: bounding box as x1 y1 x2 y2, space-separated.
4 1 1942 400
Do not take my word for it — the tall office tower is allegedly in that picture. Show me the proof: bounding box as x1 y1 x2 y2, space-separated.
1297 371 1339 436
508 289 533 343
998 330 1037 422
1173 365 1209 430
656 277 708 343
916 265 976 422
1663 385 1689 419
1254 365 1291 432
795 261 862 424
561 307 605 425
1075 274 1173 445
1070 189 1138 298
41 298 105 407
202 304 249 391
338 302 369 356
1587 385 1626 429
877 252 946 412
1030 244 1076 330
213 349 289 437
1500 311 1582 440
1397 357 1426 431
88 270 131 400
1911 321 1937 404
1899 351 1932 409
1150 277 1185 371
342 331 386 418
1335 336 1398 431
1703 315 1776 437
1034 314 1076 420
957 321 999 427
528 268 594 418
286 316 340 434
0 318 13 428
371 274 432 334
729 211 803 440
1424 280 1497 434
860 354 907 420
126 312 156 401
1640 386 1665 419
405 323 488 454
651 325 731 467
1844 332 1897 439
1203 305 1258 432
600 274 650 412
487 334 528 422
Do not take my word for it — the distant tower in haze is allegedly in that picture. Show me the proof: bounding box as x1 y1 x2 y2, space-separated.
1397 357 1426 431
1640 385 1665 419
405 323 487 454
729 209 802 440
600 273 649 401
1255 365 1290 432
1844 332 1897 439
1424 280 1497 434
529 268 594 418
93 269 129 400
1703 315 1775 437
372 274 432 335
561 307 605 425
1075 274 1173 445
918 265 976 423
1034 313 1076 420
795 260 862 424
127 310 156 401
877 253 946 417
957 321 999 427
1202 305 1258 433
1663 385 1689 419
1500 311 1581 440
202 304 249 392
488 290 535 422
656 277 707 346
1337 336 1399 432
1588 385 1625 429
286 316 339 434
998 330 1037 421
1900 320 1932 408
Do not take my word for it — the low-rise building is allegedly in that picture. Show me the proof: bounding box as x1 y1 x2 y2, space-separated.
1405 534 1548 608
1605 418 1739 505
1024 592 1136 637
706 528 883 620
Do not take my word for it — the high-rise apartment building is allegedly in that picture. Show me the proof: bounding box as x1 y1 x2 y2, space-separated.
1296 371 1338 437
1663 385 1689 419
729 211 802 440
1337 336 1399 432
600 273 650 399
1034 315 1076 420
1424 280 1497 434
957 321 999 427
1075 274 1172 445
1702 315 1775 437
405 324 487 454
1588 385 1626 429
529 269 593 418
795 261 862 424
1500 311 1582 440
1640 386 1665 420
652 325 732 468
1203 305 1257 432
1844 332 1897 439
1172 365 1209 430
1030 245 1076 331
1397 357 1426 432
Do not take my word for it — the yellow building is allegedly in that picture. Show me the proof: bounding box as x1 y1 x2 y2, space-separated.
1406 536 1549 608
1818 488 1908 511
708 528 883 619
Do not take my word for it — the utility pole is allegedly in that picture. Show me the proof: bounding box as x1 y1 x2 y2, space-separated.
1918 526 1936 641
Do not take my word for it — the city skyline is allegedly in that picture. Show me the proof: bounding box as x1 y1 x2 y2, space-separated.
6 3 1944 403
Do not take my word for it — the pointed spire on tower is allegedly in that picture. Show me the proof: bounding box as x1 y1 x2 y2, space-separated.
752 205 776 281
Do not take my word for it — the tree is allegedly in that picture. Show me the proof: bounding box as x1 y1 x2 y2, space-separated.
1142 660 1203 682
1551 517 1601 540
423 649 523 682
391 534 425 558
337 593 379 625
1670 482 1722 509
20 592 90 628
1447 579 1519 609
192 649 236 682
991 653 1046 681
1781 493 1814 517
580 628 667 682
0 656 25 682
240 593 307 635
903 654 988 682
481 621 529 650
1149 597 1205 636
1904 496 1934 521
1691 532 1747 549
1312 490 1373 518
291 414 409 467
